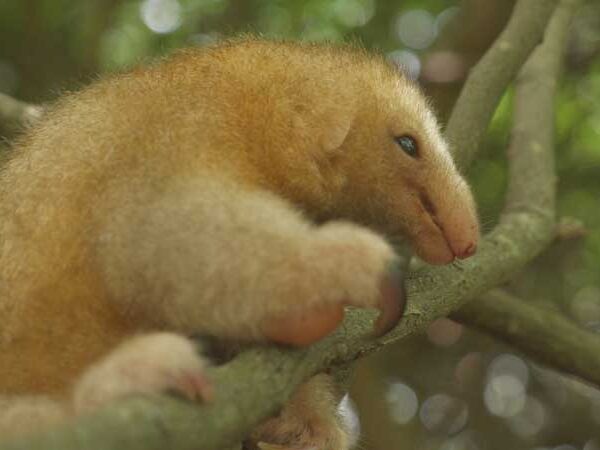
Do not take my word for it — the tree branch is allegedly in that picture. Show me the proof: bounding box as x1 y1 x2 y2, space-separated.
455 0 584 382
0 0 583 449
446 0 560 169
455 289 600 386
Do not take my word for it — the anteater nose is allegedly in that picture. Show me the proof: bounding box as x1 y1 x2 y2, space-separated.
456 242 477 260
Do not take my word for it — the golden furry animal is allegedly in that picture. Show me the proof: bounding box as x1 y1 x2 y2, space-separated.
0 39 478 449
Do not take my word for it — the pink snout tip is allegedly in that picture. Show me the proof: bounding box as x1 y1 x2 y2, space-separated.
455 242 477 260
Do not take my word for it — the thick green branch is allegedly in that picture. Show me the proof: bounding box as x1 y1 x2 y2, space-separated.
446 0 559 169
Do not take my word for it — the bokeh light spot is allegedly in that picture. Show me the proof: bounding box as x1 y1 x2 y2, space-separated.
386 380 419 424
439 430 480 450
394 9 437 50
419 393 468 434
507 396 547 438
435 6 460 33
387 50 421 80
333 0 375 28
140 0 182 34
426 317 463 347
488 354 530 387
571 285 600 327
484 374 526 418
422 51 466 83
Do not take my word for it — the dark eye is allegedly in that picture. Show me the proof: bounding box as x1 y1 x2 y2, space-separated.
395 135 419 158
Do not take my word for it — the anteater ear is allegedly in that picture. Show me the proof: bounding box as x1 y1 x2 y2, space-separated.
291 99 355 155
319 110 353 152
284 85 356 156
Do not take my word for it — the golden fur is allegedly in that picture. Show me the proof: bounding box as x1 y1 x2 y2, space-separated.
0 39 478 448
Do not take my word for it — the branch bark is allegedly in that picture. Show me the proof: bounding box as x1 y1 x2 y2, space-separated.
0 0 584 449
456 0 584 381
455 289 600 387
446 0 560 169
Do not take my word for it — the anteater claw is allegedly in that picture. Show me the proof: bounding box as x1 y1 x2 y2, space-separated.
373 260 406 337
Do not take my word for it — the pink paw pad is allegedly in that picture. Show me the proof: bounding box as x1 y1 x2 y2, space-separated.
74 333 212 413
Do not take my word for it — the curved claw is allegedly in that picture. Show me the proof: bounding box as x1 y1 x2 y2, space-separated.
373 260 406 337
263 262 406 347
175 372 214 402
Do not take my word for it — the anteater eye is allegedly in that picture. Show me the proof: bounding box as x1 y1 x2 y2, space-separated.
395 135 418 158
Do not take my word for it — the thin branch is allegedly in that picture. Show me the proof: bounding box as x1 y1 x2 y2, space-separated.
455 289 600 386
455 0 584 382
503 0 575 216
446 0 560 169
0 92 43 127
